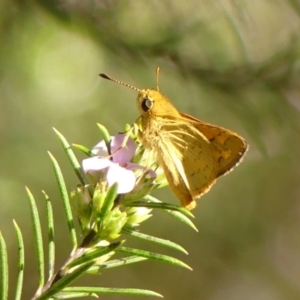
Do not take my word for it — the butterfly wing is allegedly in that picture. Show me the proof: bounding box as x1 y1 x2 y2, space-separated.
180 113 248 177
144 116 219 210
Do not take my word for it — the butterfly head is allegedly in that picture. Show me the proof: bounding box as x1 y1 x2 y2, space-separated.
137 89 179 118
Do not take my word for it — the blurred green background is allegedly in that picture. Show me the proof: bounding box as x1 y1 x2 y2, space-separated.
1 1 300 299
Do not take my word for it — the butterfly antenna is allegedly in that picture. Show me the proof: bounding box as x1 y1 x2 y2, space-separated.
156 66 160 92
99 73 141 92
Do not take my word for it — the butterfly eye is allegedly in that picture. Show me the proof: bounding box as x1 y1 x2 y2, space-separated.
141 98 153 112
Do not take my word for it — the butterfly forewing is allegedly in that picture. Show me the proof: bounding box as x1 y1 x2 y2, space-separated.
147 116 219 209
